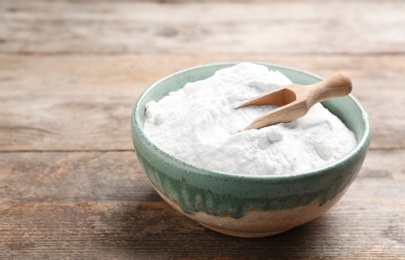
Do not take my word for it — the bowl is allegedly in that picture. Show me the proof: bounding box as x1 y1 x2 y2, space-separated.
131 62 371 238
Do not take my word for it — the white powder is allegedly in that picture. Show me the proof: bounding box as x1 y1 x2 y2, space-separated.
143 63 357 175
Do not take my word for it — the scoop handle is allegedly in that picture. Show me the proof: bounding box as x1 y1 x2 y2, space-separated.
307 73 352 107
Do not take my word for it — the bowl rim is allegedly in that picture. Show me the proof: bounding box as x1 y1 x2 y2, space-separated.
132 62 371 180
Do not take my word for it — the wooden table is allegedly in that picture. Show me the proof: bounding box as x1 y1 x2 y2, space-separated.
1 0 404 259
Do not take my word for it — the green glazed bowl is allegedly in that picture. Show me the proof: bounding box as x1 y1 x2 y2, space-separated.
131 62 371 238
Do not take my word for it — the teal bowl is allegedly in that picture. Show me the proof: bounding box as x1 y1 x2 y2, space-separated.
131 62 371 238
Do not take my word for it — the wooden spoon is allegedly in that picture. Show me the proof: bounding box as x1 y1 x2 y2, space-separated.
237 72 352 130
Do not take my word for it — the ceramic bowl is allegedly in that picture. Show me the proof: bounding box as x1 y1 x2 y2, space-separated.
131 62 371 238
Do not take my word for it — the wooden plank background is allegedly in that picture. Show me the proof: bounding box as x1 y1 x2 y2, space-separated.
1 0 405 259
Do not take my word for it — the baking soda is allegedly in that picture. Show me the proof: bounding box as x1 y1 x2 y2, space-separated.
143 63 356 175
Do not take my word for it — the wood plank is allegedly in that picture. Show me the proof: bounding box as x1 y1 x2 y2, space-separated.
3 0 400 2
1 53 404 151
0 1 405 55
0 150 404 204
0 149 404 258
0 152 160 204
0 1 403 259
0 199 404 259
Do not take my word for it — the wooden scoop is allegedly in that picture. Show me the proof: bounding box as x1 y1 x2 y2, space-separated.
237 72 352 130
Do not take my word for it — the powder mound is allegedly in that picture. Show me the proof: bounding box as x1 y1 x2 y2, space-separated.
143 62 357 175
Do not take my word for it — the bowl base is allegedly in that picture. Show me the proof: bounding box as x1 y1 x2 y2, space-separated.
198 223 290 238
149 181 351 238
151 184 305 238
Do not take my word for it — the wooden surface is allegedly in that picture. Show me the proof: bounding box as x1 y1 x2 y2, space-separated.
1 0 404 259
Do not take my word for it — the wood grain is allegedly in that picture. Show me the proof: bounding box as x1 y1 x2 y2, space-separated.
1 54 404 151
1 199 404 259
1 0 404 258
0 150 403 203
0 151 404 259
0 1 405 55
0 152 160 204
